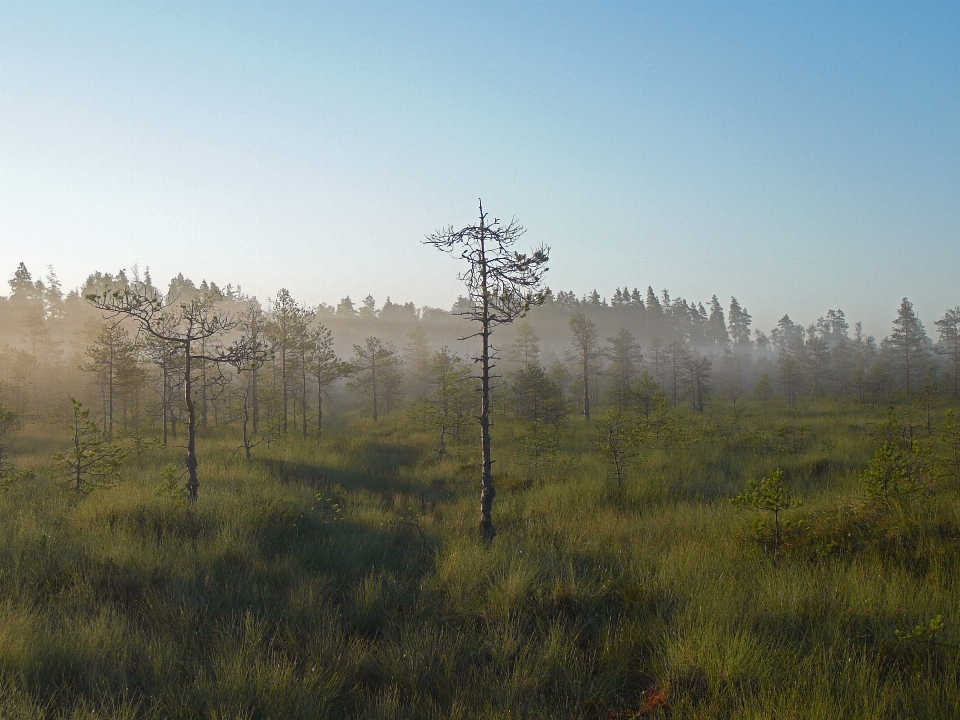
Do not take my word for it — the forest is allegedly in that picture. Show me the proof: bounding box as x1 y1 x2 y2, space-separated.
1 258 959 718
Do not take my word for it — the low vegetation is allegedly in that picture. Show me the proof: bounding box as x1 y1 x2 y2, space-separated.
1 262 958 716
0 396 958 718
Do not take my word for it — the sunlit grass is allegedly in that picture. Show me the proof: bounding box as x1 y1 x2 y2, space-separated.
0 397 958 717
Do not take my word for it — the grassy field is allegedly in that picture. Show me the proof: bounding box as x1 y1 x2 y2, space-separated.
1 397 958 718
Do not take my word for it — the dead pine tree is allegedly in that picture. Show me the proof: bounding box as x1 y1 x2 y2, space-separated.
88 284 268 503
425 200 549 544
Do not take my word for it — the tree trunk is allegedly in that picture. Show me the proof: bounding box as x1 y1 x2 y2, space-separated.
252 365 259 433
478 232 496 545
74 411 82 492
371 354 379 422
316 378 325 442
108 341 115 438
161 364 169 445
281 348 288 434
184 341 199 504
302 361 308 439
582 347 590 420
200 339 208 428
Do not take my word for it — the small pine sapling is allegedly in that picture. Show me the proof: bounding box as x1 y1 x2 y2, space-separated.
754 372 773 404
941 410 960 484
0 403 19 485
732 468 802 557
521 419 561 485
596 407 646 491
896 615 945 647
55 398 126 493
862 406 931 508
895 615 957 666
0 403 32 487
154 463 186 501
775 417 810 454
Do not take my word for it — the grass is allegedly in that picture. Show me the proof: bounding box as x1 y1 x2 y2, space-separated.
0 397 958 718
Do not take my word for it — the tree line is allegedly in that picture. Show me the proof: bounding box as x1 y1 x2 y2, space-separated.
2 263 958 438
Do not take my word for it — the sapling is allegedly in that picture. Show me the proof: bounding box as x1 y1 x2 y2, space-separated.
896 615 945 647
732 468 802 557
522 419 561 485
154 463 186 500
862 406 931 507
0 403 18 481
596 407 645 491
54 397 126 493
941 410 960 483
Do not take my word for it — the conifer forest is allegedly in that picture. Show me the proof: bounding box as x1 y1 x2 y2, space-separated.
1 254 958 718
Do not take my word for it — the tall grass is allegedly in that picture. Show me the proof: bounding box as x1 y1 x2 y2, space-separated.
0 397 958 717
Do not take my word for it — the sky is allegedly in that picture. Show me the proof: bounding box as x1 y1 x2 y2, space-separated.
1 1 958 338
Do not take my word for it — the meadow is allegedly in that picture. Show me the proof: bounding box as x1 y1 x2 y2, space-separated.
1 396 958 719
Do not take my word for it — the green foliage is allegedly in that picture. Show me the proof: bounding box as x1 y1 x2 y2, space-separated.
862 407 931 507
774 418 810 454
941 409 960 483
596 406 646 489
896 614 945 645
53 397 127 493
520 419 561 484
0 402 20 484
732 468 802 555
1 395 960 717
153 463 185 501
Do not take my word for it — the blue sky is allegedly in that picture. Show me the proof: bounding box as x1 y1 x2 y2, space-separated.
1 1 957 336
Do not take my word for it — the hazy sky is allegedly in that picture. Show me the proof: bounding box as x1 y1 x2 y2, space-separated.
1 1 957 337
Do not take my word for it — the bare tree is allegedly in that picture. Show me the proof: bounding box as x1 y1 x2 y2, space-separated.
425 200 549 544
88 284 267 503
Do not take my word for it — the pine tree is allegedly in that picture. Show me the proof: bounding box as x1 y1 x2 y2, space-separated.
425 201 549 543
267 289 312 434
682 352 712 412
55 398 126 493
88 283 267 503
512 363 566 426
81 319 138 438
666 340 689 406
422 347 474 459
509 323 541 368
805 329 830 396
0 403 20 483
889 297 928 401
336 296 357 316
308 323 352 442
604 328 643 410
727 297 752 348
569 312 601 419
403 325 433 400
935 307 960 398
706 295 730 349
349 337 401 421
